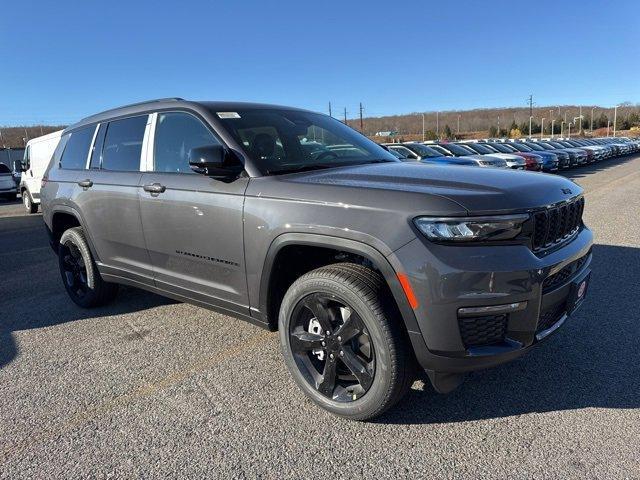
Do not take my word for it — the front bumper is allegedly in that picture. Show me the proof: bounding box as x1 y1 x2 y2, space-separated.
390 226 593 381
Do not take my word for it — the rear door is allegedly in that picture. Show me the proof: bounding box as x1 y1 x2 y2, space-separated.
73 115 154 284
138 111 249 314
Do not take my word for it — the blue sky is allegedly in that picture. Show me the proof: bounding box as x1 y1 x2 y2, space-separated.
1 0 638 125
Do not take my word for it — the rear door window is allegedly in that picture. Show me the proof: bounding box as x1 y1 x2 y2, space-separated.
102 116 148 171
59 126 95 169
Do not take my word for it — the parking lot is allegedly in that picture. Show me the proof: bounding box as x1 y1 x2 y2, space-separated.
1 155 639 478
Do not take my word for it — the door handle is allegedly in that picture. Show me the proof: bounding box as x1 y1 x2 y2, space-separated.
77 179 93 188
143 183 166 194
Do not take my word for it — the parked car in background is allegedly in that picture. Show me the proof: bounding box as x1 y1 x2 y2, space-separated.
481 142 543 171
519 141 571 169
384 143 482 167
458 142 526 170
425 142 508 168
505 142 560 172
21 130 63 213
0 163 18 200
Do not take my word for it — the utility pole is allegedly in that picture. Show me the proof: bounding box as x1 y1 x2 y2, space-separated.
540 118 545 139
359 102 364 132
527 94 534 138
457 114 460 135
328 102 332 118
436 111 439 136
343 107 347 125
590 107 595 133
422 113 425 142
613 105 618 137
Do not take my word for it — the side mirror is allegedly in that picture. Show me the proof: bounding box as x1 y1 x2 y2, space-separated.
16 159 27 172
188 145 243 177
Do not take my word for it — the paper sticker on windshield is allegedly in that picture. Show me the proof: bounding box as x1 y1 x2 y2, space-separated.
217 112 241 119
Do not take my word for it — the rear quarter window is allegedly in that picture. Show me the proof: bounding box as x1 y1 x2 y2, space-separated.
59 126 95 169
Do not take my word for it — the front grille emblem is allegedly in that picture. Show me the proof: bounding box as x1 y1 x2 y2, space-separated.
561 188 572 194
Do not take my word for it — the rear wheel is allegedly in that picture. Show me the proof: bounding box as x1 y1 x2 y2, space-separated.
58 227 118 308
279 263 415 421
22 191 38 213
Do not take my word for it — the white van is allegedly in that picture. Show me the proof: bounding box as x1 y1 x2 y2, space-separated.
21 130 63 213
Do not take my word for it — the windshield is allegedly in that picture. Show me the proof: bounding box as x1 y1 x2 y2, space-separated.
403 143 443 158
214 108 397 174
524 142 543 151
509 143 530 152
427 145 453 157
439 143 473 156
538 142 556 150
465 143 493 154
486 143 512 153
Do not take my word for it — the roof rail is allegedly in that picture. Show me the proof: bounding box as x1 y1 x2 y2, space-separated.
115 97 185 110
74 98 186 127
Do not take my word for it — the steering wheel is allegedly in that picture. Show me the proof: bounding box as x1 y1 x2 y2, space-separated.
315 150 339 162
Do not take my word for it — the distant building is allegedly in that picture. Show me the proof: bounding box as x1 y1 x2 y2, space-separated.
374 131 398 137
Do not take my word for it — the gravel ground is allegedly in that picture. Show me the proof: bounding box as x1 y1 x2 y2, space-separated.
1 156 639 479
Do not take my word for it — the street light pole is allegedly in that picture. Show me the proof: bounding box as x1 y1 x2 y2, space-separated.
579 106 582 134
590 107 595 133
561 121 565 137
540 118 545 139
613 105 618 137
457 114 460 135
607 120 611 137
422 113 425 142
436 111 439 136
568 123 572 139
551 119 555 139
529 116 533 138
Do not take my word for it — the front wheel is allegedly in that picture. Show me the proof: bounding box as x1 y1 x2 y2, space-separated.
279 263 415 421
22 191 38 213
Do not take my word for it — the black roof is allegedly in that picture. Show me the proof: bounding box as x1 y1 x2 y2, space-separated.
67 98 312 133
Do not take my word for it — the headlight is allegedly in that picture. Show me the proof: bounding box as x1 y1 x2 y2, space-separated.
414 214 529 242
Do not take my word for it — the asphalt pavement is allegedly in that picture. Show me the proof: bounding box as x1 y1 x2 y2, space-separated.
1 156 639 479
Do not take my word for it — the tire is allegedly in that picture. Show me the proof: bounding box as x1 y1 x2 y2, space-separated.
58 226 119 308
22 191 38 213
279 262 416 421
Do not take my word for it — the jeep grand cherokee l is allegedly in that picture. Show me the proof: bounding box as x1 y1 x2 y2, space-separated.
41 99 593 420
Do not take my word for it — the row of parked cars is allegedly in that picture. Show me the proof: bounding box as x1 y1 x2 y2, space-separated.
382 137 640 173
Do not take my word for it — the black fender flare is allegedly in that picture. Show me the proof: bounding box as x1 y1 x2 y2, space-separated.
258 232 422 338
49 205 101 261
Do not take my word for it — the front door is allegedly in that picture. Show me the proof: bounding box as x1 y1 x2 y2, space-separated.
138 111 249 314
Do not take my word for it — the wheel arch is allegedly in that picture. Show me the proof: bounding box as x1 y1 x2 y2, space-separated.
49 206 100 261
258 233 421 337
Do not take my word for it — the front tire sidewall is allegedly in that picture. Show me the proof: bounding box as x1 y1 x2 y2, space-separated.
279 277 393 419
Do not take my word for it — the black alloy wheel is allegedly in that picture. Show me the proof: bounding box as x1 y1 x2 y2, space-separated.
289 292 375 402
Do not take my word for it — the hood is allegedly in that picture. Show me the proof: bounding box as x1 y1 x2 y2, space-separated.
280 162 582 214
485 153 525 163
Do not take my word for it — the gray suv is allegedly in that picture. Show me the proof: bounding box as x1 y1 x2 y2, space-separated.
41 98 593 420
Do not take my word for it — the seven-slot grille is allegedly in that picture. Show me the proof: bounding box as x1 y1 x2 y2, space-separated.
532 196 584 251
